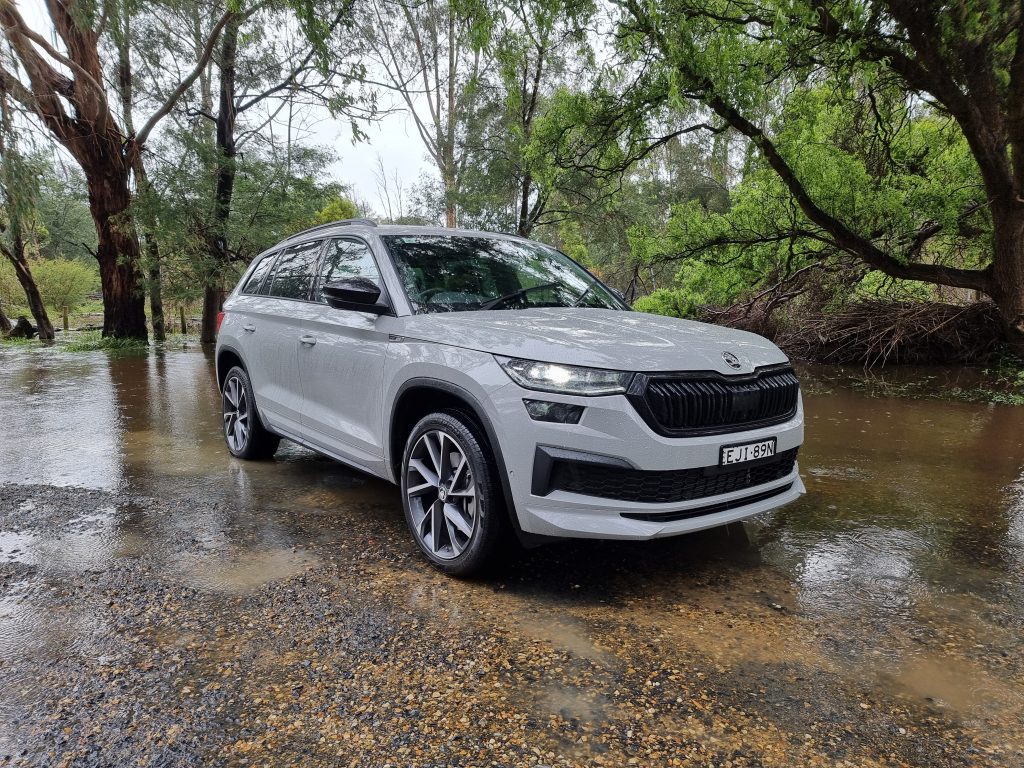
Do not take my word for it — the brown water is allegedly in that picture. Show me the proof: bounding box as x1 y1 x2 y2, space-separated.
1 345 1024 764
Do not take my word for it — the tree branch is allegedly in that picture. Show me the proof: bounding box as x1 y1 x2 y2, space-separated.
134 8 236 146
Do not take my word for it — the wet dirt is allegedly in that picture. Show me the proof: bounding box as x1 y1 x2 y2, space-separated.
1 346 1023 766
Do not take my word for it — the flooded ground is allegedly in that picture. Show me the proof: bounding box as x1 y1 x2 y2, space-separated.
1 346 1023 766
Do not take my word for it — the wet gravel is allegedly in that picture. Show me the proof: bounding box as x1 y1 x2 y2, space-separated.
2 349 1024 766
2 483 1022 767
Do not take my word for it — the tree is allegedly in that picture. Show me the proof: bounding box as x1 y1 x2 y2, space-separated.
598 0 1024 348
458 0 591 236
0 0 232 339
0 91 53 340
143 0 365 342
361 0 491 227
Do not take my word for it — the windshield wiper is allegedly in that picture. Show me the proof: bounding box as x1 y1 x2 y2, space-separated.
479 282 561 311
572 284 593 307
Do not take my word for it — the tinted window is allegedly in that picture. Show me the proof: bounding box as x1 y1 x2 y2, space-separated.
240 252 276 295
315 239 381 302
263 240 322 300
382 235 624 314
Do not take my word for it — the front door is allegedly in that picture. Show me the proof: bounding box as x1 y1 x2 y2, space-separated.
297 237 390 473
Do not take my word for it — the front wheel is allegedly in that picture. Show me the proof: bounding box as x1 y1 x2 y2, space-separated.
221 365 280 460
400 411 509 576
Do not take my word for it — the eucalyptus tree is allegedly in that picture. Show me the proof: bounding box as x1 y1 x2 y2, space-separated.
457 0 593 236
360 0 493 227
138 0 368 342
585 0 1024 348
0 0 232 339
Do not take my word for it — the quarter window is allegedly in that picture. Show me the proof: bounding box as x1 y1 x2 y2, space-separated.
263 240 323 300
315 239 382 302
240 251 276 295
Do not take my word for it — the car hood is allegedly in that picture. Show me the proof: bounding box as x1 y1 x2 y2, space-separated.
394 308 788 374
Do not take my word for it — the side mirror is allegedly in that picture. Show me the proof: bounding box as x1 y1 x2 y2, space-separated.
322 277 391 315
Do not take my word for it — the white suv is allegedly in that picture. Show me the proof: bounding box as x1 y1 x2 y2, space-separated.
216 220 805 574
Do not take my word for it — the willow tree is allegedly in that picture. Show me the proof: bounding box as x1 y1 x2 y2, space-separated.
0 92 53 339
0 0 231 339
565 0 1024 347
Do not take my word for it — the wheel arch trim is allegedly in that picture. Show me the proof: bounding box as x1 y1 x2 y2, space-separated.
389 377 529 540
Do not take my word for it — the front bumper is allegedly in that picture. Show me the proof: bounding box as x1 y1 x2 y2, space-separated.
489 381 805 540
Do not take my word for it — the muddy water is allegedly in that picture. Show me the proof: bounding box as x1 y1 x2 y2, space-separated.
1 346 1023 766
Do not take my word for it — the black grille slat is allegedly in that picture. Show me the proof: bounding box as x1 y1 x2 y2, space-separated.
634 367 800 436
549 449 798 504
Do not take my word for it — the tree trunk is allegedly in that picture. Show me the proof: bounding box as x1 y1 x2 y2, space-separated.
147 253 165 340
201 16 240 345
517 172 533 237
4 240 53 340
0 298 10 333
989 204 1024 351
90 183 148 340
201 286 222 343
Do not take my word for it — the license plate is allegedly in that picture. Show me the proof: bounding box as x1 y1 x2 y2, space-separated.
720 437 777 466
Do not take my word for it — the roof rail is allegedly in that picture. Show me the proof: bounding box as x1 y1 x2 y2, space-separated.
284 218 378 241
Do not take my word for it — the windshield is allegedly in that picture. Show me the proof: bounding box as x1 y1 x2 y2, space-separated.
381 234 626 314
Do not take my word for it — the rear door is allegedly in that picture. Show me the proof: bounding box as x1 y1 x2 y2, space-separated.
297 237 390 472
243 239 324 436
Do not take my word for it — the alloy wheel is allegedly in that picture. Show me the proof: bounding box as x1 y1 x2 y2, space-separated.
222 375 250 453
406 429 478 559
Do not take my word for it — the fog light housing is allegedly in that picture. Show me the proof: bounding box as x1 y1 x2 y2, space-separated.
523 399 584 424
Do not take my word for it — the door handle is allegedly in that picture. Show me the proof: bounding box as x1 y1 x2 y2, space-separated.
242 323 256 333
299 335 317 346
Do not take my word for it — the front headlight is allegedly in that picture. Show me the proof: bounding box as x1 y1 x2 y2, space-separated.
496 357 633 396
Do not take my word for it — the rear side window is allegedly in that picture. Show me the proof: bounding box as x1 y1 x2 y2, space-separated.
240 252 276 295
262 240 323 300
315 239 381 302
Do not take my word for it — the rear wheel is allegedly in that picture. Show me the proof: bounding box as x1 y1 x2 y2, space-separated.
221 365 280 460
401 411 509 576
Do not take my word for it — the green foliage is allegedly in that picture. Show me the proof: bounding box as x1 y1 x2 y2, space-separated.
147 135 343 300
0 259 21 310
61 330 149 353
35 164 96 263
31 259 99 312
633 289 697 318
310 196 360 225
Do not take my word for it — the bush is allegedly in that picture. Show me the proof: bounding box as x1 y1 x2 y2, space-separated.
633 288 701 318
32 259 99 312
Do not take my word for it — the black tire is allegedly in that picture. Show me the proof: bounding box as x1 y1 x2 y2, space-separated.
400 410 510 576
221 365 280 460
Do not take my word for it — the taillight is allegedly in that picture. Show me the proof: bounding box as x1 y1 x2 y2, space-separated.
216 311 225 334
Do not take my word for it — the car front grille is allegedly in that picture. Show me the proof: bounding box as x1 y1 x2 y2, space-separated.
627 365 800 436
548 448 798 504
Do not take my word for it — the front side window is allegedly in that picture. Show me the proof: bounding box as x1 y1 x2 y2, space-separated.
240 251 276 295
381 235 625 314
262 240 323 300
315 238 381 302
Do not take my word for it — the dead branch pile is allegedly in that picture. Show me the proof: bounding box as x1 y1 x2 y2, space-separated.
704 300 1004 366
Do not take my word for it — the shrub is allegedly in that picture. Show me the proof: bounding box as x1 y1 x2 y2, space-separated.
31 259 99 312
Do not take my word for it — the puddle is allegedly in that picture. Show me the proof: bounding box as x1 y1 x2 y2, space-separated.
175 548 319 593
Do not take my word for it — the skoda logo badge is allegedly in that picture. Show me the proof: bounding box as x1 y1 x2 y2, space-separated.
722 351 742 370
